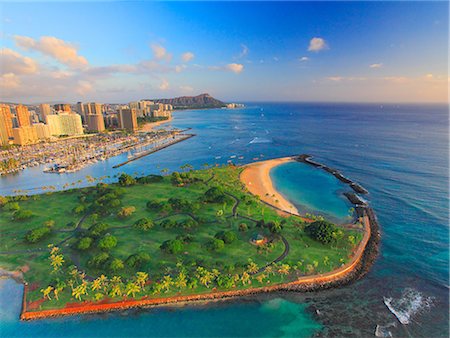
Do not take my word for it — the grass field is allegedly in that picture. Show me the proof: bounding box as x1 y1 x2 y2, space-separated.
0 165 363 311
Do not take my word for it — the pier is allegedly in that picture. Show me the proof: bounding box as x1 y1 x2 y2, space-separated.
112 133 195 168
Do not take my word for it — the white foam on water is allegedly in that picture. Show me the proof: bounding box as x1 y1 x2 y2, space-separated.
249 137 272 144
383 288 434 325
375 322 396 337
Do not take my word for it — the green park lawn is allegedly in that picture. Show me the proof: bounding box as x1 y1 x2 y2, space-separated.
0 165 363 311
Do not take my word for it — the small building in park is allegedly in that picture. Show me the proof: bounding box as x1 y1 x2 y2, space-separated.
250 233 267 246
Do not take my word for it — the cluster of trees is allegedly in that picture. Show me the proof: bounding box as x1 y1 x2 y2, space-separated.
256 219 285 234
168 198 199 213
137 115 168 126
13 209 33 221
205 231 237 252
136 174 164 184
25 226 52 243
171 171 200 186
133 218 154 231
118 173 136 186
214 231 237 244
160 239 184 254
125 252 151 269
146 200 172 213
117 206 136 218
305 220 342 244
203 187 229 203
77 183 125 217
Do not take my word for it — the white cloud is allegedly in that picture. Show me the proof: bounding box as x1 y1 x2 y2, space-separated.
383 76 409 84
308 37 328 52
369 63 383 69
0 48 38 75
76 80 93 96
0 73 21 91
299 56 309 62
151 44 172 62
181 52 194 63
175 64 187 73
179 85 194 93
327 76 343 82
236 44 249 59
226 63 244 74
159 78 169 90
15 35 88 69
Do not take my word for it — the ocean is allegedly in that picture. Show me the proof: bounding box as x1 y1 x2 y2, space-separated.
0 102 448 337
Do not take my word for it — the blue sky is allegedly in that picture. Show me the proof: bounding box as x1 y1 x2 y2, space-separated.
1 1 448 103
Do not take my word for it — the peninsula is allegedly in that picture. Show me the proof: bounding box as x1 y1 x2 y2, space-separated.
0 155 379 320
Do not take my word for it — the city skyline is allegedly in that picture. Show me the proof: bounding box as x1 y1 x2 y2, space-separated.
1 1 448 104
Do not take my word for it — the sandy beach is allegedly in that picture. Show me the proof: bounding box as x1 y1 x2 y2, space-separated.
139 116 173 132
240 156 300 216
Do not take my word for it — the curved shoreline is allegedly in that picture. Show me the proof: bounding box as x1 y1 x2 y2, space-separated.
240 156 300 216
20 155 380 321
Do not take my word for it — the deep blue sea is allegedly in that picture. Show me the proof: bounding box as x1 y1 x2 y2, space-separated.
0 103 448 337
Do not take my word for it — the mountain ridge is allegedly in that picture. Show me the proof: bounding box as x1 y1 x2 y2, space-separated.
150 93 226 109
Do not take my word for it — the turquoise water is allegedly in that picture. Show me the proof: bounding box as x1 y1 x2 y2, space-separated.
271 162 352 222
0 278 321 337
0 102 448 337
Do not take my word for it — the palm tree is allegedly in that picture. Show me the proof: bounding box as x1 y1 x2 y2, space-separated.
161 275 173 292
323 256 330 266
91 278 102 292
174 272 187 289
72 282 88 301
241 272 251 285
246 260 259 274
41 286 53 300
109 283 122 298
265 265 274 276
53 279 66 300
50 253 65 272
135 272 149 289
196 267 214 288
255 273 267 284
125 282 141 298
278 264 291 276
161 168 169 176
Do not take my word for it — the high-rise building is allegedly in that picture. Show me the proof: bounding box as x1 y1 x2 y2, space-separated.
149 103 172 118
46 113 83 136
34 123 51 140
0 104 13 139
105 113 119 128
39 104 52 122
16 104 31 127
0 121 9 146
91 103 103 115
129 100 154 117
119 107 138 132
87 114 105 132
76 102 85 121
54 104 71 113
12 126 38 145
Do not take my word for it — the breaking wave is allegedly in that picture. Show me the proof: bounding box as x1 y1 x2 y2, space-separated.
383 288 434 325
249 137 272 144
